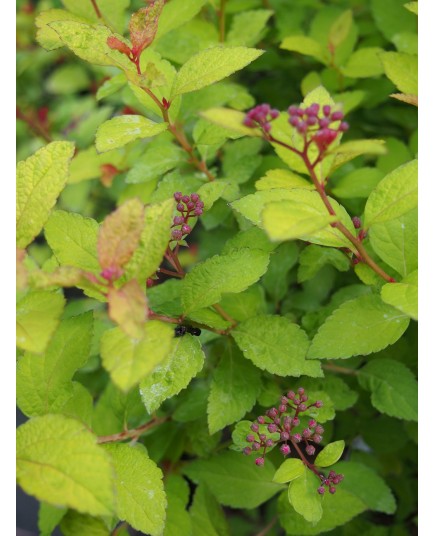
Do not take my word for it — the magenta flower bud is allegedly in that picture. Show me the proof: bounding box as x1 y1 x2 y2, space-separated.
187 201 195 211
302 428 312 438
315 400 323 408
279 404 287 413
280 431 290 441
252 441 261 451
292 417 300 427
280 444 291 456
257 416 265 424
283 416 292 431
288 105 298 116
306 445 316 456
173 216 184 225
265 438 274 447
306 115 318 125
329 487 336 494
274 417 281 425
317 486 325 495
292 433 302 443
281 396 288 404
196 201 204 208
296 107 304 117
352 216 362 229
287 391 295 400
181 224 191 235
289 116 299 127
176 203 184 212
268 408 278 419
323 105 331 116
307 103 320 115
251 423 259 432
190 193 199 203
298 387 305 395
267 423 278 433
171 229 183 240
174 191 183 201
243 117 255 127
301 394 308 402
339 121 349 131
297 121 307 133
313 434 323 444
324 479 330 486
255 457 265 466
243 446 252 455
315 425 324 434
329 471 336 478
181 195 190 203
293 399 300 406
246 434 255 443
270 109 280 119
194 208 203 216
308 419 317 428
331 111 344 121
319 118 330 128
299 404 307 412
259 433 267 442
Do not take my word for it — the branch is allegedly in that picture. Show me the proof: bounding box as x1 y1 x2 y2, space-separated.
255 516 277 536
322 363 359 376
97 416 168 444
218 0 227 43
16 108 52 143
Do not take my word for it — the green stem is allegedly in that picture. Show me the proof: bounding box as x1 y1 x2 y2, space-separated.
219 0 227 42
322 363 359 376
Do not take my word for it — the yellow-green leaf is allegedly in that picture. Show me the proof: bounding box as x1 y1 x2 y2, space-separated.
273 459 305 484
315 440 345 467
108 280 148 339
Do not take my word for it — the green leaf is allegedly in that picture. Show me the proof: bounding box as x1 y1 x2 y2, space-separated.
308 294 410 360
95 116 168 153
358 358 417 421
17 312 93 417
45 210 100 272
101 321 173 391
328 10 353 48
288 467 323 523
156 0 206 40
315 440 345 467
369 208 417 277
125 199 175 285
262 242 299 302
381 270 417 320
297 245 350 282
207 342 262 434
16 414 114 515
16 141 75 248
97 73 127 101
255 169 313 191
104 444 166 536
278 488 366 535
140 334 205 413
379 52 418 95
371 0 417 41
183 451 283 509
227 10 273 47
365 160 418 226
181 248 269 314
200 107 262 137
190 484 230 536
16 291 65 354
125 141 184 184
232 315 323 377
331 167 384 199
219 284 267 321
273 459 305 483
60 511 109 536
38 503 67 536
341 47 384 78
36 9 90 51
280 35 327 63
62 0 129 33
231 420 280 452
164 475 192 536
172 46 264 97
405 2 418 15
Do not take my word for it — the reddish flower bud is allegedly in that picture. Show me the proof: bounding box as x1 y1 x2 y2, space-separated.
280 444 291 456
255 457 265 466
317 486 325 494
243 446 252 455
174 192 183 201
306 445 316 456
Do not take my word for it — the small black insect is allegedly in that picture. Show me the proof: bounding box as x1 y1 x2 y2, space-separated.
174 325 202 337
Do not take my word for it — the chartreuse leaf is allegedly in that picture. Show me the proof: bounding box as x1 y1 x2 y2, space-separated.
365 160 417 226
200 107 262 137
372 0 417 41
330 139 387 173
227 10 273 47
38 502 67 536
328 10 353 48
125 199 174 285
308 294 410 360
208 341 262 434
262 242 298 302
314 440 345 467
381 269 417 319
17 312 93 417
280 35 327 63
16 141 75 248
98 198 144 272
59 511 109 536
101 321 173 391
278 488 366 535
61 0 129 33
341 47 384 78
405 2 418 15
16 291 65 354
379 52 418 95
16 415 115 515
125 140 184 184
273 459 305 484
297 245 350 282
369 208 417 276
45 210 100 272
164 475 192 536
36 9 90 51
156 0 206 40
181 248 270 314
172 46 264 97
288 466 323 523
140 334 205 413
190 484 230 536
107 280 148 339
232 315 323 377
183 451 283 509
358 358 418 421
96 116 168 153
103 444 166 536
255 169 313 191
231 420 279 452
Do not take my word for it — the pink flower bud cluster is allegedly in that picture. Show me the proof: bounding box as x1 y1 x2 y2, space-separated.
171 192 204 241
317 470 344 495
243 103 280 132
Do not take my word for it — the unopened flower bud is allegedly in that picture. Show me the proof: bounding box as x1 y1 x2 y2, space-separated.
306 445 316 456
280 444 291 456
255 457 265 466
174 192 183 201
243 447 252 455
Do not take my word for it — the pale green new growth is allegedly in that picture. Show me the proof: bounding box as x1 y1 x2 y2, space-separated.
273 459 305 484
379 51 418 95
314 440 345 467
381 270 417 320
288 467 323 523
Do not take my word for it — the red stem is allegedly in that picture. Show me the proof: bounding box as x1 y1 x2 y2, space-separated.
97 416 167 444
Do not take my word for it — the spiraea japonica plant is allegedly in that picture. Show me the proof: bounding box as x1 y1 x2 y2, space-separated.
17 0 417 535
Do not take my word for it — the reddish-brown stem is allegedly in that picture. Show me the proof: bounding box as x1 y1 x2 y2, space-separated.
255 517 277 536
322 363 359 376
290 439 322 480
158 267 184 279
90 0 102 19
212 303 237 327
148 311 182 324
218 0 227 42
17 108 52 143
97 416 168 444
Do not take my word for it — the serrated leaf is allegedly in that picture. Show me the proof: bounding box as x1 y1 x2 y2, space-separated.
273 459 305 483
16 415 114 515
255 168 313 191
96 116 168 153
104 444 166 536
227 10 273 47
280 35 327 63
45 210 100 272
98 198 144 273
129 0 164 55
124 199 174 284
288 467 323 523
125 141 183 184
298 245 350 282
232 315 322 377
60 511 109 536
16 291 65 354
358 358 417 421
365 160 417 226
38 502 67 536
381 270 417 319
16 141 75 248
208 342 262 433
140 334 205 413
379 51 418 95
190 484 229 536
308 294 410 360
164 475 192 536
341 47 384 78
315 440 345 467
331 167 384 199
107 280 148 338
17 312 93 416
183 451 283 509
181 248 269 314
200 107 262 137
101 321 173 391
172 46 264 97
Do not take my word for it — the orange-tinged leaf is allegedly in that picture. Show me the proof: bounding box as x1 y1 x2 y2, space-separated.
129 0 164 57
390 93 418 106
98 198 145 275
17 249 28 290
108 280 148 339
107 36 132 57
